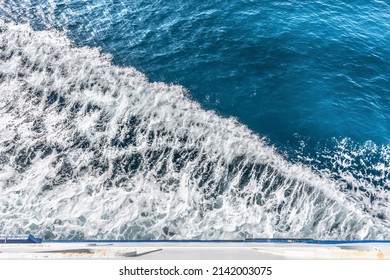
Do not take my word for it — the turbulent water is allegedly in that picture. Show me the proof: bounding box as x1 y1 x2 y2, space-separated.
0 1 389 240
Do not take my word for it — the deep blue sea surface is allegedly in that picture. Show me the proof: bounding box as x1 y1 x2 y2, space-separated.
4 1 390 146
0 1 389 240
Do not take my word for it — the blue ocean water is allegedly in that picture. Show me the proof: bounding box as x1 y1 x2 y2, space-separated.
4 1 390 147
0 1 390 239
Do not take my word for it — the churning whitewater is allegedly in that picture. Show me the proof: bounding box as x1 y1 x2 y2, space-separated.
0 21 389 240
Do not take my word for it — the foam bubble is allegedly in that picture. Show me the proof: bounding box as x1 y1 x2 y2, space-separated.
0 21 389 240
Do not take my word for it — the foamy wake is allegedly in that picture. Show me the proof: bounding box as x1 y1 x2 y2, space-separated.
0 21 389 240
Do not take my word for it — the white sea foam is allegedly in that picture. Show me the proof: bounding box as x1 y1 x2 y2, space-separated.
0 21 389 240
